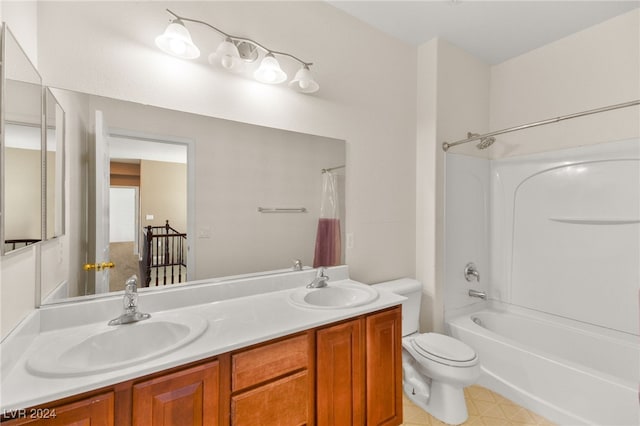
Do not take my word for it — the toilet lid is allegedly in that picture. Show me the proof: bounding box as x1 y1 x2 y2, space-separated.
411 333 477 364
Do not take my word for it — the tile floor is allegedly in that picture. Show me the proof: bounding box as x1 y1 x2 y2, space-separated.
402 385 556 426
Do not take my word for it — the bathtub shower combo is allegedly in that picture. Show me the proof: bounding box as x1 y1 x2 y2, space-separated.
442 103 639 426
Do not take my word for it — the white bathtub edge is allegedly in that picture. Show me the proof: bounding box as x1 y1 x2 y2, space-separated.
478 364 593 426
448 308 640 426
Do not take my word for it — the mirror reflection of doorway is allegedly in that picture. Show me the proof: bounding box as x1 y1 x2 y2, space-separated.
108 132 189 292
109 186 138 291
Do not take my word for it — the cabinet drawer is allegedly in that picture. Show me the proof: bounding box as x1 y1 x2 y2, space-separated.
231 333 308 391
231 370 309 426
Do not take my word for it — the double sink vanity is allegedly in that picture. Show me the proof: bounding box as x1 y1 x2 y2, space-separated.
1 266 405 425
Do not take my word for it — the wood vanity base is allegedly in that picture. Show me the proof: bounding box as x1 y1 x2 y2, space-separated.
2 306 401 426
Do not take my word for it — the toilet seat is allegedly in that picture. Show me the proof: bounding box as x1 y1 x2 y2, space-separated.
410 333 478 367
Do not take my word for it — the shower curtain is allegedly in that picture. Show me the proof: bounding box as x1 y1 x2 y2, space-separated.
313 171 342 267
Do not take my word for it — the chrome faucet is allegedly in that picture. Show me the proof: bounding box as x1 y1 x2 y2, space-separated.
307 267 330 288
468 289 487 300
292 259 303 271
108 275 151 326
464 262 480 282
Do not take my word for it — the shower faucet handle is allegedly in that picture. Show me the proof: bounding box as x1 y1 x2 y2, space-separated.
464 263 480 282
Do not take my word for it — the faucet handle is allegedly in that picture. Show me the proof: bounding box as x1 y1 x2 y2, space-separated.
123 275 139 311
292 259 303 271
124 290 137 309
464 263 480 282
125 275 138 291
109 275 150 325
317 267 329 278
318 267 330 285
307 267 329 288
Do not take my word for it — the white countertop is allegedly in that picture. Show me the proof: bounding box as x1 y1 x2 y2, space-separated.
0 267 405 411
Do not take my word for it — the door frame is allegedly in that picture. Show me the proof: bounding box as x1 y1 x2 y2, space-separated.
107 128 195 282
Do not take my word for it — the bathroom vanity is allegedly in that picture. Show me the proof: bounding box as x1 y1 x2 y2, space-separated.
0 267 405 425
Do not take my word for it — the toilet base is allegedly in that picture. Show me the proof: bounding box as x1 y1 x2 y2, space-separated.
403 379 469 425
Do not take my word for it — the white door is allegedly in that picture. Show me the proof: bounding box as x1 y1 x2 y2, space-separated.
94 110 111 293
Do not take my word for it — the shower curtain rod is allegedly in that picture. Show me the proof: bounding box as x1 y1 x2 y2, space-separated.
441 99 640 152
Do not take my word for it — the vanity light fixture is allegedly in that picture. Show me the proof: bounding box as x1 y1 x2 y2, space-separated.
156 9 320 94
254 53 288 84
154 18 200 59
289 65 320 93
208 37 245 73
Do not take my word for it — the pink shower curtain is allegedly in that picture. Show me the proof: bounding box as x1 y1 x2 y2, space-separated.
313 171 342 267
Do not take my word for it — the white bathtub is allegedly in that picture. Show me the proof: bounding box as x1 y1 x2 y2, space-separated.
448 305 640 426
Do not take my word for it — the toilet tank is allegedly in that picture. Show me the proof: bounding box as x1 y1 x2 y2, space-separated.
373 278 422 336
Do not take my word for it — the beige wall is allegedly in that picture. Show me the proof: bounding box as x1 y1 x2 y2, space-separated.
0 1 38 67
0 247 37 337
140 160 187 233
416 39 491 332
489 9 640 158
416 39 439 333
4 148 42 241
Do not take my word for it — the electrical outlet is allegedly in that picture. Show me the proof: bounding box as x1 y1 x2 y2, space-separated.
198 226 212 239
346 233 354 249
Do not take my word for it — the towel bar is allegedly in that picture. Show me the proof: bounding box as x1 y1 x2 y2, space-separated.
257 207 307 213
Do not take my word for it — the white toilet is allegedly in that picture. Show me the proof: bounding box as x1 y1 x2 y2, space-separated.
374 278 480 425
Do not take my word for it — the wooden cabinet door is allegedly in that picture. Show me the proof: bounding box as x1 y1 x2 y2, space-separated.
132 360 219 426
1 392 114 425
365 307 402 426
316 319 364 426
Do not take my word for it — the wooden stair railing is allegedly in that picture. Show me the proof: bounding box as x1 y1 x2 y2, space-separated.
140 220 187 287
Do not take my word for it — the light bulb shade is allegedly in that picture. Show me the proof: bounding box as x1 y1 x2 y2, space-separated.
155 19 200 59
253 53 287 84
208 39 244 72
288 66 319 93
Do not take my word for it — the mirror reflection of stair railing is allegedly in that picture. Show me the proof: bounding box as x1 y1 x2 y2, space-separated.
141 220 187 287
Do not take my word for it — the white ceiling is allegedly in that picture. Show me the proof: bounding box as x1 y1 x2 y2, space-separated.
327 1 640 64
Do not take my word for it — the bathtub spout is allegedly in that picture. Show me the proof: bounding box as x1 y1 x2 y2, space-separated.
468 289 486 300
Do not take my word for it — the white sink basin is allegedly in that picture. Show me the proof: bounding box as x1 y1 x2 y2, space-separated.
27 313 208 377
289 280 378 309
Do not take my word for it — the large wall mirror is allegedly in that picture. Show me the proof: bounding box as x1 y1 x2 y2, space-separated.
43 88 345 305
1 24 43 255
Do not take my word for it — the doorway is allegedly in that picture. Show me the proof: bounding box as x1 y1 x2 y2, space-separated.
107 130 191 291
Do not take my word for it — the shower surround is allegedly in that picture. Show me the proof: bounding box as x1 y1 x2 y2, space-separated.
444 138 640 425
